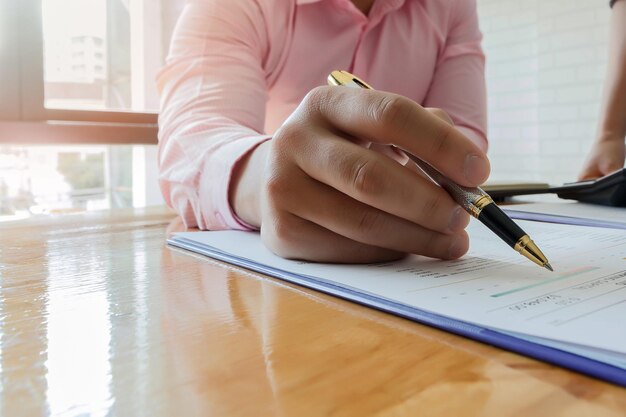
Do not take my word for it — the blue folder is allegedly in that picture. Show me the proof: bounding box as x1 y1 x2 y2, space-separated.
168 234 626 388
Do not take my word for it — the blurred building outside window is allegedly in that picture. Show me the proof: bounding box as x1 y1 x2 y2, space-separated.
0 0 184 221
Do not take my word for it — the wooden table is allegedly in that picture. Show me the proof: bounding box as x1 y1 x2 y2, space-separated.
1 207 625 416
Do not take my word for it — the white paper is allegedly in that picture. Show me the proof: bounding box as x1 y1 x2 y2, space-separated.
173 219 626 359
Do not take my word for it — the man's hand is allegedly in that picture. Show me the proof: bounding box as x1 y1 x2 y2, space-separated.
232 87 490 263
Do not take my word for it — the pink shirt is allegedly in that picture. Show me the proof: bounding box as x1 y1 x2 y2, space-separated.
157 0 487 230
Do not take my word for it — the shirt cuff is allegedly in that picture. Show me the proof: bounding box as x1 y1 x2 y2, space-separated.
198 135 271 231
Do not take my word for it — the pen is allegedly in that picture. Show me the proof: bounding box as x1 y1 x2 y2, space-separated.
328 70 553 271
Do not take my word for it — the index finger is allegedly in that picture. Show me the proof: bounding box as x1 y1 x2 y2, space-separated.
304 86 490 187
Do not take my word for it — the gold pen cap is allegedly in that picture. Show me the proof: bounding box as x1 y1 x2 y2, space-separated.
328 70 373 89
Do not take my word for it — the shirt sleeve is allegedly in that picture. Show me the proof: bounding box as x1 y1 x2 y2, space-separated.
422 0 488 152
156 0 272 230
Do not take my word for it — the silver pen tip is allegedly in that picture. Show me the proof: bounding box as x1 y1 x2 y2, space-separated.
544 263 554 272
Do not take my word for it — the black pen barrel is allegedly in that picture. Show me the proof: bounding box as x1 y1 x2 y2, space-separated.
477 203 525 248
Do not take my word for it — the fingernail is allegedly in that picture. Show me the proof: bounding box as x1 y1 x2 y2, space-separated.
448 207 469 232
464 154 489 184
448 235 466 259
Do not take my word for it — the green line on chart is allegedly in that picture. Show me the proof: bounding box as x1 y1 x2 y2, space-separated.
490 266 598 298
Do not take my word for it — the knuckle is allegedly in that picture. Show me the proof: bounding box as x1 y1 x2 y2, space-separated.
372 95 414 132
356 210 384 237
271 216 294 244
316 138 341 170
428 108 454 125
420 191 446 222
262 214 298 257
430 123 453 157
418 230 442 257
273 122 300 149
302 86 331 113
264 172 290 203
350 158 383 197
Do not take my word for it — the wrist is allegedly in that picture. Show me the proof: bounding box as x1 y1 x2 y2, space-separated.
595 130 626 144
230 140 270 228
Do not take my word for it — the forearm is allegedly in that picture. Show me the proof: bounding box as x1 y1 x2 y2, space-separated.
598 0 626 142
156 0 273 230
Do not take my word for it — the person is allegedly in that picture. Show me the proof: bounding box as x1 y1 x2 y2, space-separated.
579 0 626 179
157 0 490 263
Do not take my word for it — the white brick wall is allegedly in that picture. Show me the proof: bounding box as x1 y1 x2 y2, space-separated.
477 0 612 184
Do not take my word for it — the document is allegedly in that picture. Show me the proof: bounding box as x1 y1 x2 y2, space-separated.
169 219 626 382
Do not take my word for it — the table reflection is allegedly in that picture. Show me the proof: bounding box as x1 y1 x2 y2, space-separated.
160 243 500 416
1 209 625 417
0 237 51 417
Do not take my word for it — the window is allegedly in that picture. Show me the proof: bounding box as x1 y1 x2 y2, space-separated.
0 0 182 220
42 0 162 113
0 144 161 221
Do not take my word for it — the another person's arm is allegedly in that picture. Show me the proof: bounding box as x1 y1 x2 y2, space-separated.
579 0 626 179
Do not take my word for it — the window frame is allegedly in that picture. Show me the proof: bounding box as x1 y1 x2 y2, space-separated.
0 0 158 145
